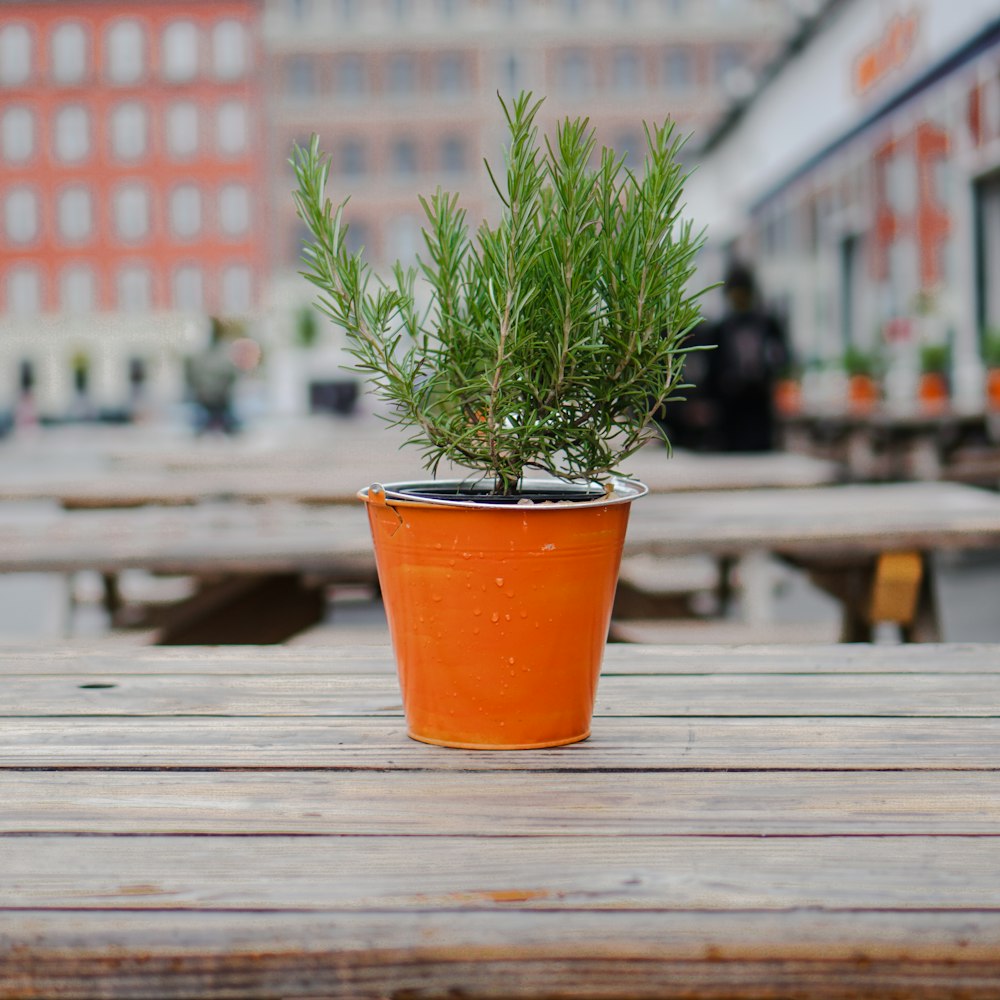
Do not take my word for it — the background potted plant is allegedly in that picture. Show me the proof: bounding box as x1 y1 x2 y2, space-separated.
918 342 950 413
983 328 1000 410
293 93 706 749
842 345 881 414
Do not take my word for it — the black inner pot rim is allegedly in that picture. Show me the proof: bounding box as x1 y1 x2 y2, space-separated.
391 481 606 505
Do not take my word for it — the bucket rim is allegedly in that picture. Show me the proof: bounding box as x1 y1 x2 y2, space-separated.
358 476 648 510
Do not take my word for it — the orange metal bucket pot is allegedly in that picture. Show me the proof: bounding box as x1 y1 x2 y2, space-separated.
359 479 647 749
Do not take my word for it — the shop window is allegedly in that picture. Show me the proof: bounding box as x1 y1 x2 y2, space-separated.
163 21 198 82
114 184 150 242
0 25 31 86
1 107 33 162
173 265 204 311
110 102 147 161
54 105 90 162
221 264 252 313
4 188 38 244
219 184 250 236
51 23 87 84
106 20 145 84
117 265 152 312
6 266 41 314
216 101 248 155
212 20 248 80
167 101 199 159
60 265 96 312
57 187 92 243
170 185 202 239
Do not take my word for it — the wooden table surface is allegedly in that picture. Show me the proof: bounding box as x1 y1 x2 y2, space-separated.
2 642 999 999
0 446 838 508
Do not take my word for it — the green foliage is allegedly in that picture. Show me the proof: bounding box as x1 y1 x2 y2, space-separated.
983 328 1000 368
294 305 320 348
919 342 950 374
292 92 707 494
842 345 880 378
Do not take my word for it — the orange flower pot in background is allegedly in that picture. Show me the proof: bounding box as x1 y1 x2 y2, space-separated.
918 371 948 413
987 369 1000 411
774 378 802 417
847 373 879 414
359 479 646 749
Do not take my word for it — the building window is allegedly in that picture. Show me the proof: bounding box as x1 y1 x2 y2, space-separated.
60 265 96 312
57 187 92 243
114 184 150 242
614 131 642 167
221 264 252 313
216 101 248 156
387 214 418 263
163 21 198 82
4 188 38 244
341 138 365 177
334 0 358 22
501 52 520 95
110 102 147 161
106 20 145 84
173 265 203 310
51 23 88 84
170 185 202 239
663 47 693 91
288 0 312 21
337 54 366 96
389 0 412 21
387 53 416 95
219 184 250 236
558 50 591 94
286 55 317 97
613 49 641 93
167 101 199 158
54 105 90 162
212 20 248 80
391 137 418 176
117 264 152 312
1 107 33 162
343 218 368 256
714 44 744 86
436 52 465 94
6 266 41 314
0 24 31 86
441 135 466 173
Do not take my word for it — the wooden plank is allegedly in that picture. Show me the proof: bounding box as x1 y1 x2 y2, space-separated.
2 716 999 770
1 642 998 676
2 835 999 911
3 770 998 835
2 671 998 718
4 909 1000 1000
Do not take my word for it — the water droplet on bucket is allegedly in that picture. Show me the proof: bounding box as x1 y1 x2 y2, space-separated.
473 608 482 616
491 611 499 623
495 577 504 587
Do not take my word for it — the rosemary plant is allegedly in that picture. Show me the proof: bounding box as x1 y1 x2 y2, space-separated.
293 92 707 495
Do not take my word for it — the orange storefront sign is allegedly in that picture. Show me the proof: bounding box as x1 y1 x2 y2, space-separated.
854 12 920 97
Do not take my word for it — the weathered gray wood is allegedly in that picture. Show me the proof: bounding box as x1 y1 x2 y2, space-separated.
3 835 1000 911
2 670 998 718
626 481 1000 556
3 716 999 770
1 641 998 675
3 770 998 835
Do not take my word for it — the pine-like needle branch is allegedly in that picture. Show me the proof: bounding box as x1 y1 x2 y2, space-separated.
292 91 707 495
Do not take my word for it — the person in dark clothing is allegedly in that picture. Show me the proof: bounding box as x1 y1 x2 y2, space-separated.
709 262 789 452
654 319 722 451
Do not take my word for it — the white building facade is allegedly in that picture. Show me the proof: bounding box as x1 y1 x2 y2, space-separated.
689 0 1000 405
